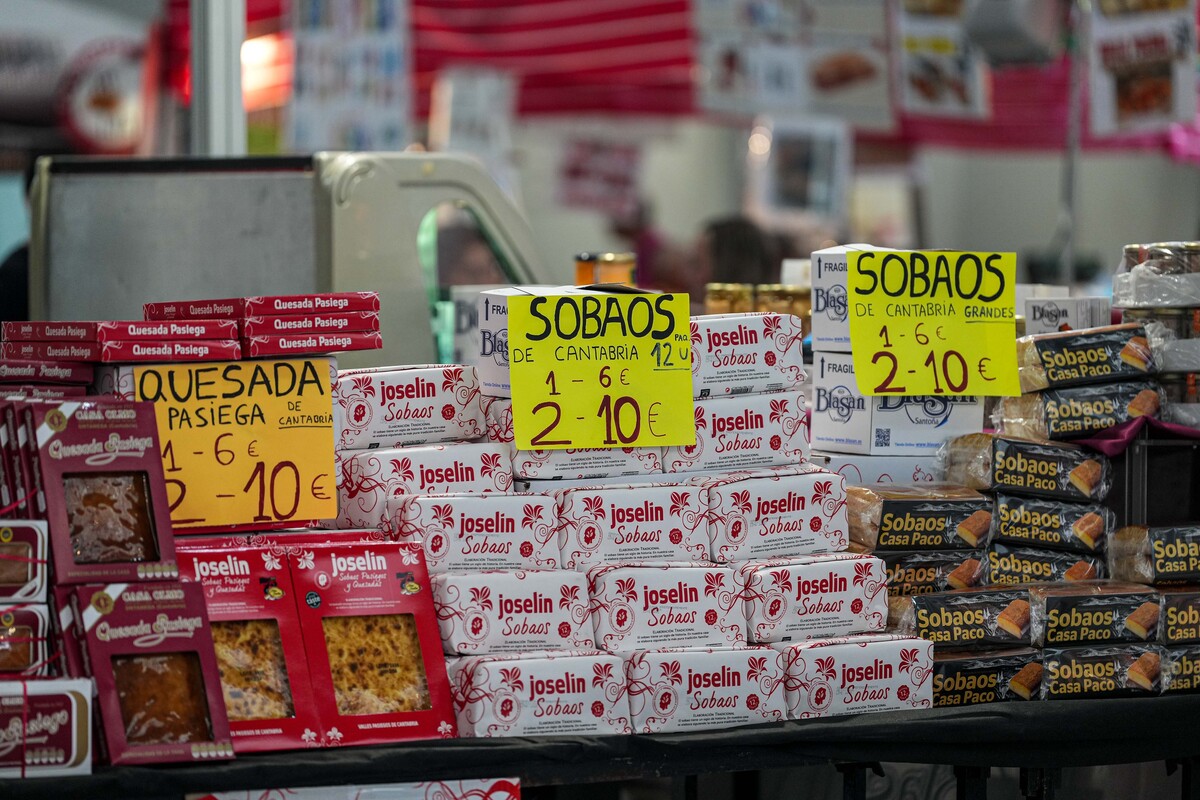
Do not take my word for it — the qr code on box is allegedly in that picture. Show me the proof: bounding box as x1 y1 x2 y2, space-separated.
874 429 891 448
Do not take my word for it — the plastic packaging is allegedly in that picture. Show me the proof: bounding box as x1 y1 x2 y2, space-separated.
1109 525 1200 585
996 380 1163 440
933 649 1042 705
1041 644 1165 698
845 483 991 551
1027 581 1159 648
1015 323 1156 393
892 588 1032 649
990 494 1113 554
941 434 1112 502
984 544 1105 586
1112 264 1200 308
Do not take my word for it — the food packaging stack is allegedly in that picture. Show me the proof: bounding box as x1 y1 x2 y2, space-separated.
807 245 984 486
143 292 383 358
1111 242 1200 428
2 320 242 363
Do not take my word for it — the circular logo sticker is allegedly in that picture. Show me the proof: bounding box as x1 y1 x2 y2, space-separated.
46 409 68 433
653 686 678 718
577 522 602 552
464 611 490 642
305 591 322 609
609 601 634 634
90 591 114 615
493 691 521 723
0 528 10 543
810 682 832 713
346 399 373 431
0 613 12 627
763 592 787 623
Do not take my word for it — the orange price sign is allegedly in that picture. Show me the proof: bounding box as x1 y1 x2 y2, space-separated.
131 358 337 530
846 251 1020 397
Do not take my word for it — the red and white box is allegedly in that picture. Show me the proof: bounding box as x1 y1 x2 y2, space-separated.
812 451 940 486
623 646 787 733
483 397 663 479
72 581 235 764
0 604 53 677
34 400 180 584
689 313 807 399
334 365 485 450
1 384 87 400
0 520 49 603
0 360 93 385
0 678 93 777
144 298 245 320
178 545 323 754
192 779 522 800
389 492 559 572
336 442 513 530
448 650 630 737
289 541 457 745
663 392 809 475
98 340 242 363
51 585 87 680
2 320 240 342
242 332 382 358
774 634 934 719
734 554 888 643
556 482 710 570
699 464 849 563
0 401 30 518
242 312 379 337
433 570 593 655
243 292 380 317
2 342 101 362
587 564 744 652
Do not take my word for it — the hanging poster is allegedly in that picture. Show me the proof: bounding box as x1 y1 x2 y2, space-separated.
896 0 991 119
1087 0 1197 136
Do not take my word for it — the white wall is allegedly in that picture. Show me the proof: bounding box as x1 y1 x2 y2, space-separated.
918 147 1200 277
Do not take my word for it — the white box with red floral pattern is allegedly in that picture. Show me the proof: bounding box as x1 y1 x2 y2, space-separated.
734 554 888 643
689 313 806 399
482 397 663 479
389 492 559 572
663 392 809 475
333 365 485 450
336 442 513 530
432 570 593 655
699 464 848 563
774 634 933 719
623 646 787 733
587 564 743 652
557 483 710 570
447 650 630 737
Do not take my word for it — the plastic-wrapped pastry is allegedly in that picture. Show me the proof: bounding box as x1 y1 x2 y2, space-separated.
1041 644 1165 698
211 620 295 721
1162 644 1200 693
941 433 1111 502
874 550 987 597
113 653 213 744
985 544 1105 586
845 483 990 551
1109 525 1200 585
933 649 1043 705
892 587 1031 649
1159 587 1200 644
990 494 1113 554
997 381 1163 440
1016 323 1155 393
1026 580 1159 648
64 472 159 564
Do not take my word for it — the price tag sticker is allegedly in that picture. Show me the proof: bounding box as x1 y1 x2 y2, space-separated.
847 251 1020 396
132 358 337 529
507 293 696 449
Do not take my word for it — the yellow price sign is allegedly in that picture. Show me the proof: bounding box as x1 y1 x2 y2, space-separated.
132 358 337 529
847 251 1020 397
507 293 695 449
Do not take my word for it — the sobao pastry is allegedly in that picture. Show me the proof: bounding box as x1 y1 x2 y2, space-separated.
845 484 991 551
1109 525 1200 585
942 434 1111 502
933 649 1043 706
1026 581 1160 648
997 380 1162 440
989 494 1114 554
984 544 1105 586
1016 323 1155 393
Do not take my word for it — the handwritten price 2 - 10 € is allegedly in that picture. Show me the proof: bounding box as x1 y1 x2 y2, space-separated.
868 322 998 394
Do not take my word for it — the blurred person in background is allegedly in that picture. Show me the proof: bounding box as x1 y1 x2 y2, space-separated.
0 160 34 322
696 214 780 286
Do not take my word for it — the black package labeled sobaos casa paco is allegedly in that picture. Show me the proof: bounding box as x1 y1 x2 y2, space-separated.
990 494 1112 555
1041 645 1166 699
984 544 1105 586
894 588 1032 649
933 649 1043 706
1028 581 1160 648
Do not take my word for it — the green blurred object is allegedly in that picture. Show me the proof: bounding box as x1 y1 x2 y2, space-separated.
1022 251 1103 284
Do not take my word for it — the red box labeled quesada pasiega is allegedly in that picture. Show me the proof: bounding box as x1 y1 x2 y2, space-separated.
72 581 234 764
0 360 94 385
242 312 379 337
2 342 102 362
35 399 179 584
3 321 98 342
143 298 245 321
244 292 380 317
98 340 242 363
243 332 381 358
178 544 323 753
96 320 240 342
289 541 457 746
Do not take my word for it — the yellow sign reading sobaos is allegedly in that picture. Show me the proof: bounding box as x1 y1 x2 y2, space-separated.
847 251 1020 397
